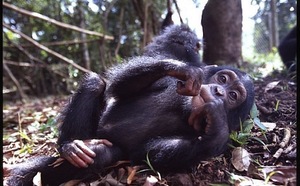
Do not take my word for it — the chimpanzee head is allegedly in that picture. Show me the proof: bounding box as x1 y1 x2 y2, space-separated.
143 24 202 67
202 65 255 131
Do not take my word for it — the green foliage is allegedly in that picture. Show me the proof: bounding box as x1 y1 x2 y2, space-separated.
16 120 58 155
17 119 34 154
251 108 265 132
18 143 34 154
138 152 162 181
243 48 284 78
250 104 266 131
229 123 251 147
39 117 58 137
229 103 266 147
3 0 169 98
2 30 19 42
18 129 32 143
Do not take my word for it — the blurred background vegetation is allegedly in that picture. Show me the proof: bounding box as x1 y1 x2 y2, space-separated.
2 0 297 101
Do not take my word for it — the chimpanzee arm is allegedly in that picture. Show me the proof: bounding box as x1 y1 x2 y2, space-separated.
56 73 111 168
133 99 229 171
106 57 203 98
57 72 106 145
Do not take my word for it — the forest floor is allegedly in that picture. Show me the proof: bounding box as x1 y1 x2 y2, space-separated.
3 71 297 186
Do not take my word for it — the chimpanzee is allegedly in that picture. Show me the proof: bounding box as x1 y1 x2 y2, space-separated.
5 25 255 185
57 24 203 147
278 25 297 73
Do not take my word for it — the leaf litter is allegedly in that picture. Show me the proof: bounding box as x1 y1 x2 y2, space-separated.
2 73 297 185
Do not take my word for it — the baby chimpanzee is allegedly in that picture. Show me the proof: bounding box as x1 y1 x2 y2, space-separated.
6 25 254 186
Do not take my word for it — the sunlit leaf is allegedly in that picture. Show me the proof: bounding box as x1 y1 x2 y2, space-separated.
242 119 254 133
250 103 259 118
19 131 31 142
253 117 266 131
261 122 276 131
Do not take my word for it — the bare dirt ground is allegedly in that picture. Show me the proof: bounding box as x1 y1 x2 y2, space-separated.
3 71 297 185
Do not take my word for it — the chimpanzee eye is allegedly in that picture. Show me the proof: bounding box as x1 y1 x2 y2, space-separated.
218 74 227 84
229 91 238 100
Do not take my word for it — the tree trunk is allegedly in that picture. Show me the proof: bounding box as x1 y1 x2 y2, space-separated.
99 0 118 71
131 0 159 49
201 0 242 65
269 0 279 50
77 0 91 70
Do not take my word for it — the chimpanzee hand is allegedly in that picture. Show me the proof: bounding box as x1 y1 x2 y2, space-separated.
189 99 227 134
167 66 203 96
188 84 228 134
60 139 113 168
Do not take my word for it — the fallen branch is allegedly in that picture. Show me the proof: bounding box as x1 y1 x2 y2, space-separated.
3 146 21 154
3 23 91 73
3 2 114 40
3 60 46 67
3 62 28 100
4 39 102 48
279 128 291 148
4 32 45 64
173 0 183 24
273 147 283 159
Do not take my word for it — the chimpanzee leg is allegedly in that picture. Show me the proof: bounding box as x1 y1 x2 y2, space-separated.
57 72 106 145
139 136 228 172
5 156 58 186
6 145 124 186
130 99 230 172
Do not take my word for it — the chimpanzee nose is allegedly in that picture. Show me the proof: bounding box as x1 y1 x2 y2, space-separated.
215 86 225 96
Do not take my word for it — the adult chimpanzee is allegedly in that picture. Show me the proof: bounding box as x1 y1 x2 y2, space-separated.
278 25 297 73
5 25 255 186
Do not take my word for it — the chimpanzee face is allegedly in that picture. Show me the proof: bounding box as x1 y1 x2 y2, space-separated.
208 69 247 109
198 69 247 110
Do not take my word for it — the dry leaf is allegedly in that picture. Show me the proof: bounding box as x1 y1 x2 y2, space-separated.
231 147 251 171
264 81 280 92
